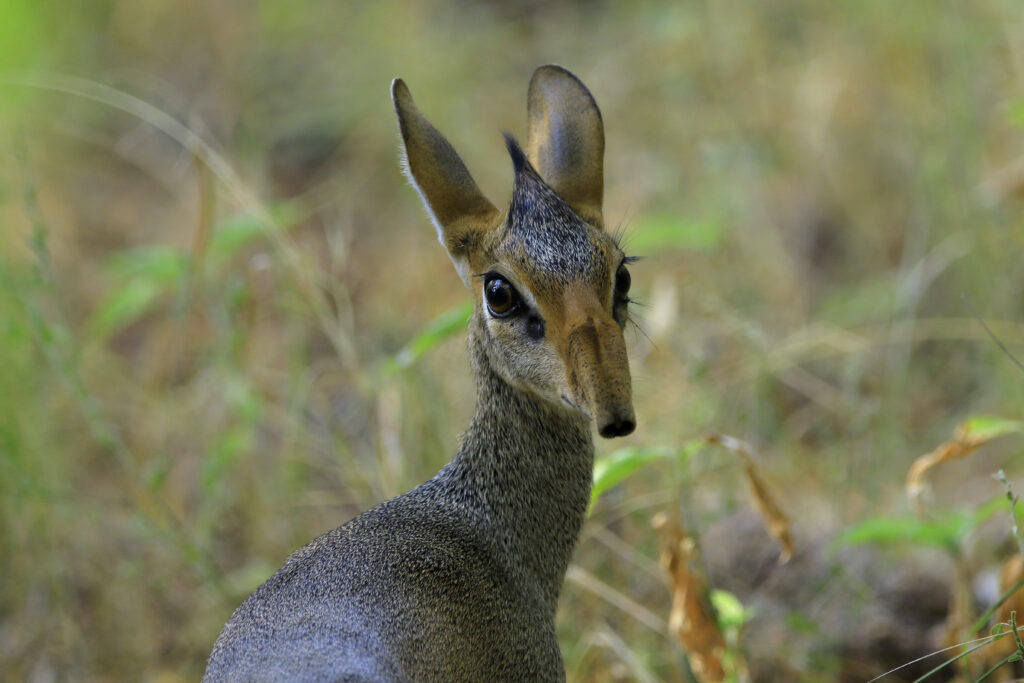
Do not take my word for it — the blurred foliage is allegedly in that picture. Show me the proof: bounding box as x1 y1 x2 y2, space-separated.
381 300 473 377
591 444 693 512
2 0 1024 680
833 497 1010 555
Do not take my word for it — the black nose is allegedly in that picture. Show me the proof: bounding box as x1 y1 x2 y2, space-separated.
599 417 636 439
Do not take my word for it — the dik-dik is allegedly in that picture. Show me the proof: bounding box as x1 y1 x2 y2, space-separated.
204 65 636 682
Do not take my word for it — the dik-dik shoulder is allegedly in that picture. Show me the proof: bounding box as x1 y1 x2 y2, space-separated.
207 490 561 681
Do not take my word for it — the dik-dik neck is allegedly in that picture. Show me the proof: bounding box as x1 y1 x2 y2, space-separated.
442 320 594 610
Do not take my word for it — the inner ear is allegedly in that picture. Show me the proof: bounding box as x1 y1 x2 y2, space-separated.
525 65 605 229
392 78 500 286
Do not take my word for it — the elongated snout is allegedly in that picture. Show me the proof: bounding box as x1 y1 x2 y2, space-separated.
564 311 635 439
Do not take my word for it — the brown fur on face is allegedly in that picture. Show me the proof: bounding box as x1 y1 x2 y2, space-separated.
393 67 634 438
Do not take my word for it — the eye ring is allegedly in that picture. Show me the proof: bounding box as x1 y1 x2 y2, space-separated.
615 264 631 299
483 275 521 318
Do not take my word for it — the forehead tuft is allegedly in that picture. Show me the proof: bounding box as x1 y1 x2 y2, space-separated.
499 162 611 285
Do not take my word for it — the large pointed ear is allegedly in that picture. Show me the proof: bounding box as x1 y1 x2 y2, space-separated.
392 78 500 285
525 65 605 229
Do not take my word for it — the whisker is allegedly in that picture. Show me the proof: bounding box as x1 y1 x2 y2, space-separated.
627 314 656 349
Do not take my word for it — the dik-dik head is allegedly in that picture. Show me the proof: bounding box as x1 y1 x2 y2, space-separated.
392 65 635 438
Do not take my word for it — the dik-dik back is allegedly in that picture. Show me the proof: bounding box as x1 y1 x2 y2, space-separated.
204 65 637 682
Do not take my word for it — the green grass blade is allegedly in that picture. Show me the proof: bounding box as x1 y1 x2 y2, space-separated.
381 300 473 377
910 638 997 683
89 278 165 339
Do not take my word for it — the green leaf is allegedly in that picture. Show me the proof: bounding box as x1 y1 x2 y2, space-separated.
1008 99 1024 129
210 213 265 258
711 589 752 631
89 278 164 339
589 440 704 511
959 415 1024 442
831 514 959 552
209 203 298 259
381 300 473 377
831 497 1010 553
103 245 188 284
0 0 43 75
628 213 724 253
91 246 189 338
591 447 672 508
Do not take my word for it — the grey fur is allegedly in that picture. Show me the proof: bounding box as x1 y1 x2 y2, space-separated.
204 67 632 682
204 328 592 682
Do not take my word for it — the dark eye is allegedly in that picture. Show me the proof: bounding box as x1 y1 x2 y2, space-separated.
615 264 631 298
484 275 520 317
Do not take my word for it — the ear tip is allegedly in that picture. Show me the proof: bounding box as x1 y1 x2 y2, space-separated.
528 64 601 120
533 63 572 78
391 78 411 107
530 64 584 90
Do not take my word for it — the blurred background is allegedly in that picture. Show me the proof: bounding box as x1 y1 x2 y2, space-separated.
2 1 1024 680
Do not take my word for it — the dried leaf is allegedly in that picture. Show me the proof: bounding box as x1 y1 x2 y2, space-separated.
652 512 727 682
906 417 1024 513
706 433 795 563
942 557 974 654
979 555 1024 668
997 556 1024 637
742 460 794 563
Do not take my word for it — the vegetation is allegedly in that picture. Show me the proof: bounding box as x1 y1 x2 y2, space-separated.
2 0 1024 680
